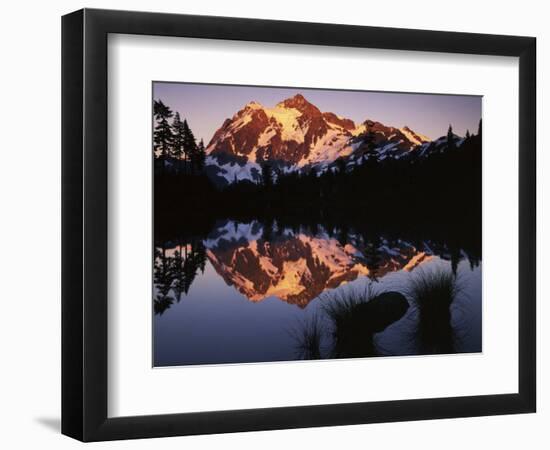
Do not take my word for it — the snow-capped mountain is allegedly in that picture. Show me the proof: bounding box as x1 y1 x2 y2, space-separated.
204 94 435 185
203 220 434 308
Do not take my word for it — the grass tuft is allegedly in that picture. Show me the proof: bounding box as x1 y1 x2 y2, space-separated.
292 285 410 360
407 267 462 354
322 285 409 358
289 313 324 360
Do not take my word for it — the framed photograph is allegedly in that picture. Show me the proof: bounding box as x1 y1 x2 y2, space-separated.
62 8 536 441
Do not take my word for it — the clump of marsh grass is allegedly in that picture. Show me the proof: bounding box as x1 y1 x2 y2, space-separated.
322 288 378 358
289 313 324 360
322 285 409 358
290 285 410 360
322 286 377 328
407 267 462 354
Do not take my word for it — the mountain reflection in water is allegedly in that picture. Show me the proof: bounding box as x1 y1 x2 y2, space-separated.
153 220 481 366
206 221 435 307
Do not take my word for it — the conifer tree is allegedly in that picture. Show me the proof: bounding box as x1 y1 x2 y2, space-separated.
153 246 175 315
194 138 206 172
261 162 273 188
153 100 173 159
195 241 207 274
274 167 284 186
363 131 378 165
447 124 455 150
182 119 197 173
172 246 186 301
477 119 482 140
171 112 185 160
335 157 347 174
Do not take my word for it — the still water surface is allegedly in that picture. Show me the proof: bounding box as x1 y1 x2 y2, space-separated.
154 220 481 366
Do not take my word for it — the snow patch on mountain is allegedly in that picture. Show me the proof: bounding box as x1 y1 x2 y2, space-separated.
202 220 436 305
400 126 430 146
204 94 460 185
205 156 261 183
299 129 354 168
264 106 305 143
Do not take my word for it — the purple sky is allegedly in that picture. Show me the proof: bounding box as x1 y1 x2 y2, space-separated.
153 82 481 145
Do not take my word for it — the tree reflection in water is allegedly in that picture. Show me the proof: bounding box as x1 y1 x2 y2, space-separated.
153 239 207 315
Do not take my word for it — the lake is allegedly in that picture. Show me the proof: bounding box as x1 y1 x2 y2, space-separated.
154 220 481 366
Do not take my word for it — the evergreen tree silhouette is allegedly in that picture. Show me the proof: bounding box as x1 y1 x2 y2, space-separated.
171 112 185 161
363 131 378 166
450 247 462 276
447 124 456 150
182 249 198 294
182 119 197 174
261 162 273 189
261 217 274 241
477 118 482 140
194 138 206 172
153 100 173 162
335 157 346 174
195 241 207 274
336 225 349 246
156 240 208 309
153 245 175 315
172 246 187 301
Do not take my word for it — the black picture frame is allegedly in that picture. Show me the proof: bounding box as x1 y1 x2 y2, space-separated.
62 8 536 442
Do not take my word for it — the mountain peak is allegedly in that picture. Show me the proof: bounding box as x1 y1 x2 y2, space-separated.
244 100 263 110
277 93 316 110
284 93 307 103
205 95 440 185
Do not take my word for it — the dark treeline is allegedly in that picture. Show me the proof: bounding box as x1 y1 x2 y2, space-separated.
156 127 480 243
222 127 481 222
153 98 216 237
154 99 206 174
